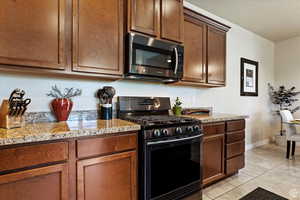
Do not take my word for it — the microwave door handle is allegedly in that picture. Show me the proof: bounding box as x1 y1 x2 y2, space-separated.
174 47 179 74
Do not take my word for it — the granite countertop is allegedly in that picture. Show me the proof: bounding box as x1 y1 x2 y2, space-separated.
184 113 249 123
0 119 141 147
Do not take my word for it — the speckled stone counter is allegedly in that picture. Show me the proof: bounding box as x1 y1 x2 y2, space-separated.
184 113 249 123
0 119 140 146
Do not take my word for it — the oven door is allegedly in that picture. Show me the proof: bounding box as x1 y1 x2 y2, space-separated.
144 134 203 200
127 33 183 81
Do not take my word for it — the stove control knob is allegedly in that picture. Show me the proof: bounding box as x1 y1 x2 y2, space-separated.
175 127 183 135
193 125 200 132
153 129 161 137
187 126 194 133
162 129 169 136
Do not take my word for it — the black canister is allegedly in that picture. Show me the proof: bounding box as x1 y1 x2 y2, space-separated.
101 104 112 120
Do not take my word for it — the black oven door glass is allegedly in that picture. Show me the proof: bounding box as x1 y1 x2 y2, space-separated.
146 137 201 199
133 44 174 69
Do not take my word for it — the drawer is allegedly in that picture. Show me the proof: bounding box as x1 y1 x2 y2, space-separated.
0 142 68 172
226 154 245 174
226 141 245 159
226 130 245 144
226 120 245 132
203 122 225 137
77 133 137 159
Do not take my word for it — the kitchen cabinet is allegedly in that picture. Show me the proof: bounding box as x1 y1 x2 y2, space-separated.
0 132 137 200
225 120 245 174
202 122 225 186
128 0 184 43
72 0 124 76
0 164 68 200
175 8 230 87
207 26 226 85
77 151 137 200
161 0 184 43
0 0 67 70
202 120 246 187
129 0 160 37
181 14 206 83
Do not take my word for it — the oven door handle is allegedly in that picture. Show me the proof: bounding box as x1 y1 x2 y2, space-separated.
174 47 179 74
146 134 203 146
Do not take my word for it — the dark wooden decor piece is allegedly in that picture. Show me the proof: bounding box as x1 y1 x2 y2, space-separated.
241 58 259 96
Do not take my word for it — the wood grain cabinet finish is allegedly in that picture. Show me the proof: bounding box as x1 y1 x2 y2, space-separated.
0 0 66 69
226 154 245 175
203 122 225 137
227 120 245 132
182 14 206 83
77 151 137 200
161 0 184 43
207 26 226 85
0 142 68 173
203 134 225 185
129 0 160 37
72 0 124 76
0 164 68 200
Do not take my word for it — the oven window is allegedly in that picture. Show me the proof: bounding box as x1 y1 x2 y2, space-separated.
133 45 174 69
148 140 200 199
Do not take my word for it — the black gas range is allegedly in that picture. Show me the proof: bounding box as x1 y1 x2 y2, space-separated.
118 97 203 200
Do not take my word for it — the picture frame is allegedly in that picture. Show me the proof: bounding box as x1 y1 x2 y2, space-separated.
240 58 259 96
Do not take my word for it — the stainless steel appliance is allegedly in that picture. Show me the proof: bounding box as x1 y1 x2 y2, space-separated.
118 97 203 200
126 33 184 82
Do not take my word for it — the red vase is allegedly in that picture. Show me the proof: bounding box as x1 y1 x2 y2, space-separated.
51 98 73 122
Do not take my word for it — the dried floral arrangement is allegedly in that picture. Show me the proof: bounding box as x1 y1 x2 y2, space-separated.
47 85 82 99
268 83 300 135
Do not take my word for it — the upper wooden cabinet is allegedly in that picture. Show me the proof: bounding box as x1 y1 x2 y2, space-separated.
161 0 184 43
72 0 124 75
182 14 206 83
128 0 184 43
176 8 230 87
207 26 226 85
0 0 67 70
129 0 160 37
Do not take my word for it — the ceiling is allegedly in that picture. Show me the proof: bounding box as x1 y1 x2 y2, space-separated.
186 0 300 42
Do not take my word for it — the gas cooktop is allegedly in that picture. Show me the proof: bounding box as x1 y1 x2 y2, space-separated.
124 115 198 126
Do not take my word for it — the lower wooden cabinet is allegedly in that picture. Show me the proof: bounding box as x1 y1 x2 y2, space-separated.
77 151 137 200
0 164 68 200
203 134 225 185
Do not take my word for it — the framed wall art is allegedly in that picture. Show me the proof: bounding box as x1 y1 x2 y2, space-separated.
240 58 259 96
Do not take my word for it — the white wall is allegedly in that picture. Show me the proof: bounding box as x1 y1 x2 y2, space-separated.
275 36 300 118
0 2 275 147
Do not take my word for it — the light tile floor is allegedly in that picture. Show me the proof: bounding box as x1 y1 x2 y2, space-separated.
184 144 300 200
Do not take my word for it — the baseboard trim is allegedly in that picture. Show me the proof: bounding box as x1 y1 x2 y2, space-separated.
246 139 270 151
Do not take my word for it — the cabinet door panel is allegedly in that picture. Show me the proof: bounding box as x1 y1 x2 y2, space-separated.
203 134 225 185
73 0 124 75
0 0 66 69
129 0 159 37
77 151 137 200
0 164 68 200
161 0 183 43
207 26 226 85
183 16 206 82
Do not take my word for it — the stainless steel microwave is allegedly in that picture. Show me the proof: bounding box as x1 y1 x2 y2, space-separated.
125 33 184 82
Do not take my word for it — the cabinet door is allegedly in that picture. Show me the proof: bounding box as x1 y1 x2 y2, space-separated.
77 151 137 200
207 26 226 85
182 15 206 83
0 0 66 69
0 164 68 200
203 134 225 185
129 0 160 37
73 0 124 75
161 0 184 43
